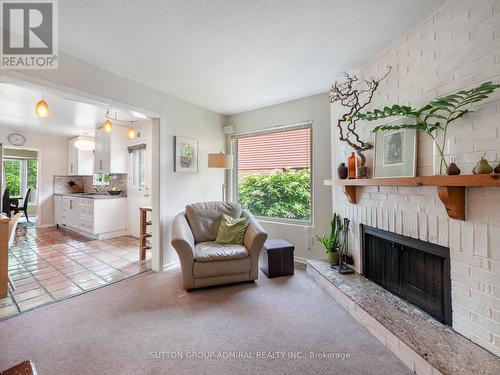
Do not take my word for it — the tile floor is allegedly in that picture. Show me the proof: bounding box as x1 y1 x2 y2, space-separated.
0 224 151 320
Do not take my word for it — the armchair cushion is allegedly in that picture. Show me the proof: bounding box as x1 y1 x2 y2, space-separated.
215 214 248 245
195 241 249 262
185 201 242 243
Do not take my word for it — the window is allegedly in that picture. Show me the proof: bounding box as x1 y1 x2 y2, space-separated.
130 145 146 188
3 157 38 203
233 123 312 223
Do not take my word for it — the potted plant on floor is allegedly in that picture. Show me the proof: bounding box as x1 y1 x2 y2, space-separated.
315 213 343 265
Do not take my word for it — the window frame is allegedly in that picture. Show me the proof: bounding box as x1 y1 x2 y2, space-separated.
3 157 38 203
231 121 313 226
131 147 146 189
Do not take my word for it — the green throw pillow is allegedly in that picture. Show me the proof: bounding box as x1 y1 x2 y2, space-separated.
215 214 249 245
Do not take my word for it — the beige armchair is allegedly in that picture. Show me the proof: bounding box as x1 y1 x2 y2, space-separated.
171 201 268 291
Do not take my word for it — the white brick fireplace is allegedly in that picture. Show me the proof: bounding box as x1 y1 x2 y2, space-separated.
331 0 500 356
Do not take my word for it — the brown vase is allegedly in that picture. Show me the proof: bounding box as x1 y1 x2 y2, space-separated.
347 152 356 179
337 163 348 179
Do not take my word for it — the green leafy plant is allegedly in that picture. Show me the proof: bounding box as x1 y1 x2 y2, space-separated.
4 160 21 196
315 213 343 254
238 168 311 221
349 81 500 174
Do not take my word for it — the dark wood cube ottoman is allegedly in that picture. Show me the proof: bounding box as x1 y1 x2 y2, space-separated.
259 239 295 278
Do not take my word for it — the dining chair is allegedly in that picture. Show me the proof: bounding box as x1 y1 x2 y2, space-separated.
7 213 22 290
12 188 31 223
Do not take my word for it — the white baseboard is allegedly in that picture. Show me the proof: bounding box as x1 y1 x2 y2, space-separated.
37 223 55 228
97 230 128 240
162 260 180 272
294 256 309 264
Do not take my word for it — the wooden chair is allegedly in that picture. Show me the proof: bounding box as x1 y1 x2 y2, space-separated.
7 213 21 290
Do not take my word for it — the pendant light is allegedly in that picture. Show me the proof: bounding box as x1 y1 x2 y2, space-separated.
103 110 113 132
128 127 137 140
35 99 50 118
103 119 112 133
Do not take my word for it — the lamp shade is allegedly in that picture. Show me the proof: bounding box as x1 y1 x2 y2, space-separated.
208 152 233 169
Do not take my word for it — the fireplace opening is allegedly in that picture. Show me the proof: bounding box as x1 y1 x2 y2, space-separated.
362 225 452 325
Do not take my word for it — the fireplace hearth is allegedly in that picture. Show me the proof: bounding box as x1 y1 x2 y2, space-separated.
362 225 452 325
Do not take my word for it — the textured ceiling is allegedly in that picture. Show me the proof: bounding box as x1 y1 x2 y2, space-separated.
59 0 445 114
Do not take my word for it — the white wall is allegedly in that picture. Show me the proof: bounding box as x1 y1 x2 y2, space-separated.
2 52 225 268
0 132 67 227
332 0 500 356
227 93 332 260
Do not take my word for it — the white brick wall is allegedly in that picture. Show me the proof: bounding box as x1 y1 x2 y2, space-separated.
331 0 500 357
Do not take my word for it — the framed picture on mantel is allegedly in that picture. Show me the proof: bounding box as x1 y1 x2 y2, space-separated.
174 136 198 173
373 118 417 178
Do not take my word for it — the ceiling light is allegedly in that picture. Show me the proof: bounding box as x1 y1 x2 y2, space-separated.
103 119 112 133
128 128 137 140
74 137 95 151
35 99 50 118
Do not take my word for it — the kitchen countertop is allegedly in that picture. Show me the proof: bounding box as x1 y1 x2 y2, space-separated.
53 193 127 199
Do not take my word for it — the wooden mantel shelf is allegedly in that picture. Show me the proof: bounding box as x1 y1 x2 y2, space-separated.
324 174 500 221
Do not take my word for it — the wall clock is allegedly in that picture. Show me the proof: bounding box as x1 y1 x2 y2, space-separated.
8 133 26 146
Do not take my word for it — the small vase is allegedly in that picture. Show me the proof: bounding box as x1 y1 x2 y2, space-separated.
326 252 339 265
337 163 348 179
347 152 356 179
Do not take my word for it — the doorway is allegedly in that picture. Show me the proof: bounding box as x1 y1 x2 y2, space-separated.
2 147 39 223
127 121 152 238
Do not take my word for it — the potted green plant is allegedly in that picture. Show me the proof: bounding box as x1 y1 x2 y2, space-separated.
315 213 343 265
349 81 500 175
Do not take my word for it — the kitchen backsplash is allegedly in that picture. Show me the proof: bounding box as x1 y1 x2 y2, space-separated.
54 174 128 195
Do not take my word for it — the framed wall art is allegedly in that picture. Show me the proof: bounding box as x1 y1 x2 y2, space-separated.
373 118 417 178
174 136 198 173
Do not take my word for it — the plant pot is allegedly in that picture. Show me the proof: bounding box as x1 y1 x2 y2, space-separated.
326 251 339 265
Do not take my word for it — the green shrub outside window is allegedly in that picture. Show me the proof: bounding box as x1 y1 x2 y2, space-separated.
238 168 311 221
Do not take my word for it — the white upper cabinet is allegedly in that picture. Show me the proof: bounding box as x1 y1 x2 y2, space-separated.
68 137 94 176
94 126 128 174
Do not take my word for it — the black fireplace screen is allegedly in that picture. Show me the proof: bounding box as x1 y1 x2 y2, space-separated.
362 225 452 325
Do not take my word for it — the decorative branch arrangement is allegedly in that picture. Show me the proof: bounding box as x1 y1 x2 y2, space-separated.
350 81 500 174
329 66 392 152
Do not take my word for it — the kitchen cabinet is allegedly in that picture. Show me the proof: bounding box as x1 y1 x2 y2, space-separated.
61 196 79 229
68 137 94 176
94 126 128 174
55 195 127 239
